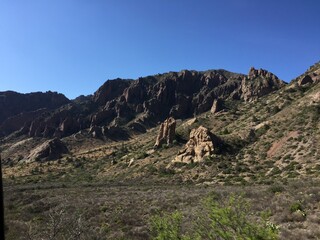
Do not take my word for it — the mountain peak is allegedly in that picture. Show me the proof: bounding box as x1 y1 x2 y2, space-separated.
248 67 279 80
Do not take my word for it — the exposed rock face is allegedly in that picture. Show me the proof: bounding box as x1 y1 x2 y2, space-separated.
211 98 224 113
174 126 220 163
0 67 286 140
0 91 70 136
154 117 176 148
0 108 47 136
27 138 68 162
26 104 86 138
241 67 286 102
92 79 131 106
298 75 313 85
0 91 69 125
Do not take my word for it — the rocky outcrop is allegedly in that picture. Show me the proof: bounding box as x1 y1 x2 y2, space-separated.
298 75 313 85
211 98 224 113
154 117 176 148
241 67 286 102
174 126 220 163
92 79 131 106
26 138 68 162
0 108 47 136
28 109 81 138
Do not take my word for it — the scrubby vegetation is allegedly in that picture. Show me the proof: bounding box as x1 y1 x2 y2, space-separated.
150 195 279 240
4 180 320 239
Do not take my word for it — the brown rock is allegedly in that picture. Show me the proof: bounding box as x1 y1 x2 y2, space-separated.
59 117 73 134
91 109 116 126
27 138 68 162
124 81 146 104
154 117 176 148
242 67 286 102
174 126 220 163
211 98 224 113
92 79 131 106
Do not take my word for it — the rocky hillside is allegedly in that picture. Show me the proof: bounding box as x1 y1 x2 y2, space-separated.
1 61 320 184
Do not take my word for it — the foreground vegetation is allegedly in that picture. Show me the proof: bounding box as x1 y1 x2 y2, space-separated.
150 195 278 240
4 179 320 239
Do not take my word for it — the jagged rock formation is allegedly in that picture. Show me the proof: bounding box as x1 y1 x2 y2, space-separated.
173 126 220 163
154 117 176 148
26 138 68 162
241 67 286 102
0 67 286 140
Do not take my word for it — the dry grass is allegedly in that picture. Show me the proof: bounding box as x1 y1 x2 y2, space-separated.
3 179 320 240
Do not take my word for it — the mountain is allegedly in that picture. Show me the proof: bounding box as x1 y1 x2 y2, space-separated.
1 61 320 184
2 61 320 240
0 67 285 141
0 91 69 136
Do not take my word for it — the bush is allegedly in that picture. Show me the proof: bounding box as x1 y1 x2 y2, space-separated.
150 195 279 240
150 211 190 240
290 201 303 213
268 184 285 194
158 166 175 176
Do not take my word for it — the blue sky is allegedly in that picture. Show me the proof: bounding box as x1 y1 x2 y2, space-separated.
1 0 319 99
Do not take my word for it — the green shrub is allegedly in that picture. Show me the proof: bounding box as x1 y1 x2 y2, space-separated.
268 184 285 193
196 195 278 240
150 195 279 240
136 151 148 159
290 201 303 213
150 211 190 240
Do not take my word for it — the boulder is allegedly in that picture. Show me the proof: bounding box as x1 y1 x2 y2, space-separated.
174 126 220 163
27 138 68 162
154 117 176 148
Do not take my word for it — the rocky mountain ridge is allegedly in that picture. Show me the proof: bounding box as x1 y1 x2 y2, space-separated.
0 67 285 140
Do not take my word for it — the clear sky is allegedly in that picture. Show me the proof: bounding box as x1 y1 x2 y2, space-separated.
1 0 319 99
